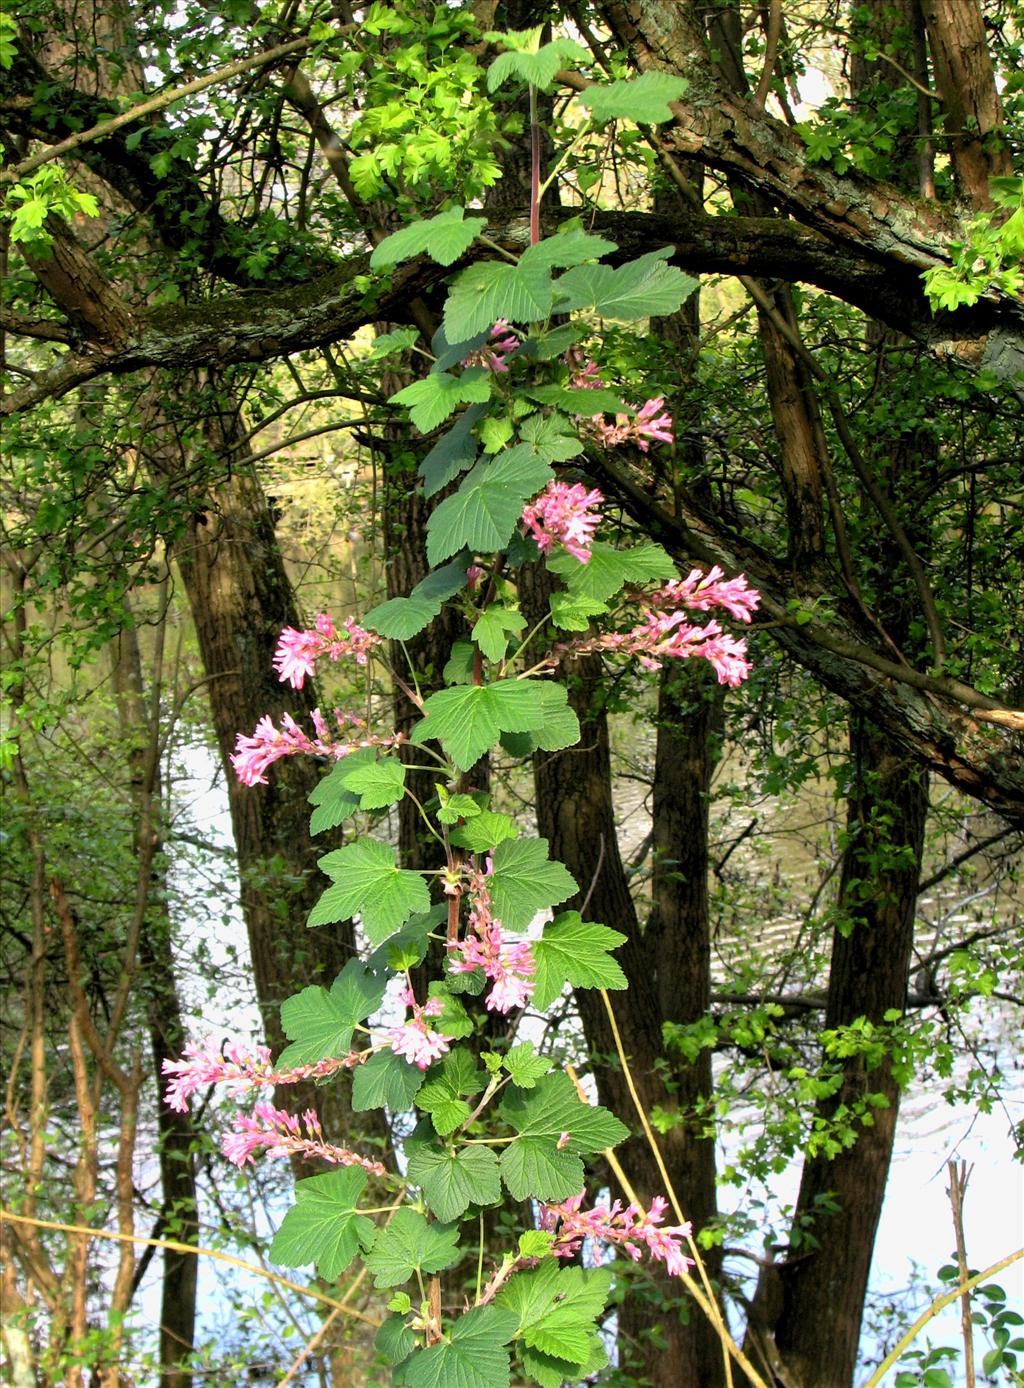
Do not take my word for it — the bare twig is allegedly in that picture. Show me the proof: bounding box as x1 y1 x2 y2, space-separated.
947 1159 976 1387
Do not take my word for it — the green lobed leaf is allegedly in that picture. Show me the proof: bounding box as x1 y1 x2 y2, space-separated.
518 228 617 272
419 404 486 497
548 591 608 631
414 680 549 770
390 368 492 433
308 748 376 835
499 1073 628 1200
364 557 470 640
527 383 628 415
578 71 689 125
486 32 588 92
518 412 584 462
364 1208 462 1288
418 1049 487 1135
531 913 628 1010
547 540 677 602
436 791 483 826
402 1306 519 1388
449 810 521 852
529 683 580 753
487 837 577 929
444 259 554 341
312 839 430 943
554 249 698 322
370 206 488 269
269 1169 375 1281
339 755 407 810
428 981 474 1039
407 1139 502 1221
498 1262 613 1367
376 1315 417 1367
277 960 387 1069
473 606 526 663
367 327 421 360
503 1041 551 1088
521 1337 609 1388
352 1048 427 1112
426 445 553 565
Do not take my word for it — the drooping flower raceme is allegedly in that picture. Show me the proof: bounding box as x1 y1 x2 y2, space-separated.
521 481 604 564
273 613 383 689
539 1192 693 1279
222 1102 387 1175
447 862 535 1013
557 567 760 685
567 353 675 453
230 709 405 786
162 1035 367 1112
386 986 450 1069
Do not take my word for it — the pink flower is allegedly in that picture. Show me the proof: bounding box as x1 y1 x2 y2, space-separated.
162 1036 367 1112
386 987 450 1070
462 319 520 373
522 481 604 565
633 397 674 450
447 864 535 1013
223 1102 387 1175
230 711 405 786
538 1192 693 1278
272 615 382 689
650 567 760 623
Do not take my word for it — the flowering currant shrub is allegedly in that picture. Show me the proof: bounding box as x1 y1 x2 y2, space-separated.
166 36 760 1387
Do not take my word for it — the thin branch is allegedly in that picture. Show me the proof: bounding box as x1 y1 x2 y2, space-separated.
2 37 316 184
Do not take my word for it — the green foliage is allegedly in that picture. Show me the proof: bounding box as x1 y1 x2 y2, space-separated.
310 840 430 942
3 165 99 246
531 913 628 1009
364 1209 462 1288
923 177 1024 311
269 1169 375 1280
277 961 386 1068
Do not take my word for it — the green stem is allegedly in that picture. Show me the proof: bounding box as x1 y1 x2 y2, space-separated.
862 1248 1024 1387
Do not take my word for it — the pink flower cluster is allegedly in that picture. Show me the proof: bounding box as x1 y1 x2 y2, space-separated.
650 567 760 624
386 986 450 1069
539 1192 693 1279
222 1102 386 1175
565 612 752 683
273 614 382 690
162 1035 366 1113
522 481 604 564
447 863 535 1013
230 709 405 786
568 353 674 453
462 319 520 373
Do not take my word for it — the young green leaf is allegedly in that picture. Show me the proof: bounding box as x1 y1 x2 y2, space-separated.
426 446 553 565
577 71 689 125
487 837 577 929
435 791 483 826
352 1049 427 1112
548 591 609 631
338 755 406 810
367 327 421 360
277 960 387 1068
498 1073 629 1199
364 557 470 640
518 228 617 272
370 205 487 269
502 1041 551 1088
413 680 549 770
407 1140 502 1221
428 981 474 1039
531 913 627 1010
449 810 521 852
472 606 525 663
547 540 677 602
526 383 628 415
390 368 492 433
364 1208 462 1288
311 839 430 943
269 1168 375 1281
518 411 585 462
486 31 589 92
417 1049 487 1135
308 748 376 835
554 249 698 321
498 1262 613 1371
377 1315 417 1368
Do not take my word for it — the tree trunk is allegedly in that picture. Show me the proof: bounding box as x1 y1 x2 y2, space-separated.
772 721 928 1387
110 622 198 1387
